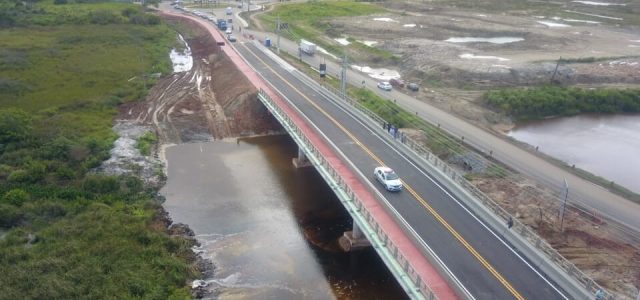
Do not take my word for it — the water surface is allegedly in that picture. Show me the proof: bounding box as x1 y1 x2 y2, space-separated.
161 135 407 299
509 114 640 193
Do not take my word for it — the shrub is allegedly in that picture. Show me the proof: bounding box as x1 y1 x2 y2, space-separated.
89 10 121 25
0 204 23 227
0 108 32 145
3 189 30 206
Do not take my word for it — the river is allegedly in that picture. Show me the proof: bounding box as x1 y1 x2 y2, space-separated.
160 135 407 299
509 114 640 194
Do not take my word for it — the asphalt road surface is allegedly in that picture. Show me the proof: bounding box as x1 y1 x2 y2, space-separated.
234 39 569 299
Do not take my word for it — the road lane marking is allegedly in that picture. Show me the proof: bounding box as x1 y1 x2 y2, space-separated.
239 42 525 300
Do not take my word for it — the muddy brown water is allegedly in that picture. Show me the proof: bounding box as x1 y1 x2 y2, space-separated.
161 135 407 299
509 114 640 194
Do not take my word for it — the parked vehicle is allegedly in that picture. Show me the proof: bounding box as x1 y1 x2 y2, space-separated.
374 167 403 192
227 35 237 42
377 81 392 91
225 7 233 15
225 28 232 35
299 39 316 55
389 78 405 88
407 82 419 92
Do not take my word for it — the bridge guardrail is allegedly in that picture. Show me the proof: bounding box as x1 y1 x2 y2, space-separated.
314 84 612 300
257 89 440 300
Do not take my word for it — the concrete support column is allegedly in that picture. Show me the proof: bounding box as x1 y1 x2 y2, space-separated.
339 220 370 252
292 146 312 168
352 221 363 239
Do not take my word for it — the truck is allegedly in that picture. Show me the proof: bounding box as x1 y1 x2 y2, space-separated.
225 7 232 15
217 19 227 31
299 39 316 56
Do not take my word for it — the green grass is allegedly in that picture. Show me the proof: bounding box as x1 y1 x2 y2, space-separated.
258 1 397 64
0 1 197 298
137 131 158 156
0 24 174 111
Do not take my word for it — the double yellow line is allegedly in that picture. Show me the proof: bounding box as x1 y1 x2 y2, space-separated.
240 42 524 300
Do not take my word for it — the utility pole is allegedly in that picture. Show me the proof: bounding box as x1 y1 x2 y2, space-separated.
560 178 569 232
276 15 281 54
550 56 562 84
340 52 347 99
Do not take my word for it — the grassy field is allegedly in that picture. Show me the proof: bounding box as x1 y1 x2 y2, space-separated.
0 24 173 111
0 1 197 298
258 1 398 64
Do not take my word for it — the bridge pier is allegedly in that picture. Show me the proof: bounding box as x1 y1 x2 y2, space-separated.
338 222 371 252
292 147 312 168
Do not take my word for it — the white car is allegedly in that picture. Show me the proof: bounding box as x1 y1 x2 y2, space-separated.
377 81 392 91
225 28 232 35
374 166 403 192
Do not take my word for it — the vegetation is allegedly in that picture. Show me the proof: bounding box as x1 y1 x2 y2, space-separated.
0 0 196 298
486 86 640 120
137 131 158 156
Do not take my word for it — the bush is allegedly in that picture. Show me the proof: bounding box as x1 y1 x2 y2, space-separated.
3 189 30 206
82 175 120 195
0 108 32 145
137 132 157 156
486 86 640 120
0 204 23 227
89 10 122 25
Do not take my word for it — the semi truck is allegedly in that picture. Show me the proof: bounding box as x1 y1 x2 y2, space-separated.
299 39 316 56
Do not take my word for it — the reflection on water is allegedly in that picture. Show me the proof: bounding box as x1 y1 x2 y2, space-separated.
509 114 640 193
161 135 407 299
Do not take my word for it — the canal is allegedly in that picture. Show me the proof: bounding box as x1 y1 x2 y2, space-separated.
161 135 407 299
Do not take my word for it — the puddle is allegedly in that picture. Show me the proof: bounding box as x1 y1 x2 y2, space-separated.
445 37 524 44
169 34 193 73
476 14 487 17
403 23 417 28
565 10 623 20
357 40 378 47
373 17 398 22
334 38 350 46
572 1 626 6
351 65 401 81
459 53 510 61
316 46 338 60
537 21 571 28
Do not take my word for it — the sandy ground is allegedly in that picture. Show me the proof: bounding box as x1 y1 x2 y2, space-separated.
325 1 640 133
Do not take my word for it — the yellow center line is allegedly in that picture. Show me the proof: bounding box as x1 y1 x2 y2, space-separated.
240 42 525 300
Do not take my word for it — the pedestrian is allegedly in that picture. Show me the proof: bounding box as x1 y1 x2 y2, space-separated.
595 289 605 300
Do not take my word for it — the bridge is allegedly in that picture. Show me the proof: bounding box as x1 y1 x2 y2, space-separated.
164 10 610 300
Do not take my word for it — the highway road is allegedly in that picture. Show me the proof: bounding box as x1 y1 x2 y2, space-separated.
233 39 569 299
237 25 640 236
